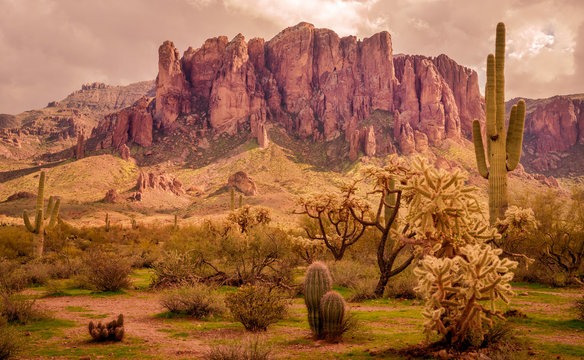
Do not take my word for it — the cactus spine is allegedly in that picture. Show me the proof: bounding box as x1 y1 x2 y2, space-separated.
320 291 346 340
22 171 60 258
472 22 526 224
304 261 332 338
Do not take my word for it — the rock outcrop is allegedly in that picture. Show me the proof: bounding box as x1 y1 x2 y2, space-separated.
506 94 584 171
228 171 257 196
93 97 154 149
93 22 485 159
119 144 131 160
103 189 121 203
136 171 184 196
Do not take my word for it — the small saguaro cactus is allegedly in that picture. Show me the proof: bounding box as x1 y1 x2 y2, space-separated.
88 314 125 342
105 213 111 232
230 187 235 211
320 291 346 341
23 171 60 258
238 194 243 208
472 22 526 224
173 213 179 230
304 261 332 338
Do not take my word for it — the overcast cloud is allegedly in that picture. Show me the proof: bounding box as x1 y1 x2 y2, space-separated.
0 0 582 114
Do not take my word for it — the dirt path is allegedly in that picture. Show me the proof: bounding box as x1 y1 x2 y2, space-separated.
37 293 209 359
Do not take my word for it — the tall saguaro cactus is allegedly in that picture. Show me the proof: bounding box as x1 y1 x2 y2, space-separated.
472 22 526 224
23 171 60 258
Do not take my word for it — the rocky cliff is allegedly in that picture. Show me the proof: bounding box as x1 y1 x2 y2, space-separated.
506 94 584 171
93 23 485 158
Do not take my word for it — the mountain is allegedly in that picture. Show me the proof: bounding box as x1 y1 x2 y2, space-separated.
92 22 484 162
506 94 584 176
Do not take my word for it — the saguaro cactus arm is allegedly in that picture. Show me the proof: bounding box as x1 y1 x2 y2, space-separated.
472 120 489 179
495 22 506 136
506 100 526 171
48 198 61 227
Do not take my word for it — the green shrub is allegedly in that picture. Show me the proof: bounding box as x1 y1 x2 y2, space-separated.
0 226 33 259
384 267 419 300
206 336 271 360
0 259 29 294
0 293 43 324
575 296 584 321
0 322 20 360
151 250 202 288
348 278 377 302
160 283 226 318
82 251 131 292
225 285 288 332
328 260 377 288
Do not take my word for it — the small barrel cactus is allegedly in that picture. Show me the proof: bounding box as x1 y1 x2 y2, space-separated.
304 261 332 337
88 314 125 342
321 291 346 341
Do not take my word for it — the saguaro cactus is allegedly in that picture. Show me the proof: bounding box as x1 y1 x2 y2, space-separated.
472 22 526 224
304 261 332 337
22 171 60 258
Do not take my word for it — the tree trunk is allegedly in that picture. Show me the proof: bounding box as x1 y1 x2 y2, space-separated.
374 270 390 298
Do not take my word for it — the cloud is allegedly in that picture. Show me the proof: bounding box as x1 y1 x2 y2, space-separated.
222 0 381 36
0 0 582 114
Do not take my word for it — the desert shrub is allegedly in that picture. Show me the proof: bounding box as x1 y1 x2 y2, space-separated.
328 260 377 288
225 284 288 331
384 266 419 299
575 296 584 321
0 293 43 324
0 226 33 259
151 250 203 288
348 278 377 302
43 279 68 297
160 283 226 318
21 261 53 285
82 250 131 291
0 259 29 294
481 321 514 347
0 322 20 360
290 235 328 264
206 336 271 360
218 225 295 286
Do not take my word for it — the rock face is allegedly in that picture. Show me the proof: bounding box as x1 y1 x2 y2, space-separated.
103 189 121 203
119 144 130 160
74 130 85 160
524 96 583 153
93 97 154 149
506 95 584 171
93 22 484 159
228 171 257 196
136 171 184 196
154 41 191 130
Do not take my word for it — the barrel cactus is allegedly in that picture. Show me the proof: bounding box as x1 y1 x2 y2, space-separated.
321 291 346 341
304 261 332 337
88 314 125 342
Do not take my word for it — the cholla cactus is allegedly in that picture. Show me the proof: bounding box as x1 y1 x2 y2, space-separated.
496 206 537 236
414 244 517 347
88 314 125 342
404 157 499 255
290 236 328 264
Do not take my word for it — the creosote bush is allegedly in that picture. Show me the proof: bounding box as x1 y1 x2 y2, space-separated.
0 293 43 324
160 283 226 318
225 284 288 332
151 250 202 288
0 321 20 360
82 251 131 292
206 336 271 360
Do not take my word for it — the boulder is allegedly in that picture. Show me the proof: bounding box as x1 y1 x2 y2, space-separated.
228 171 258 196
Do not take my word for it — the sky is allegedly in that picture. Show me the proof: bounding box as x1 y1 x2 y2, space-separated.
1 0 582 114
